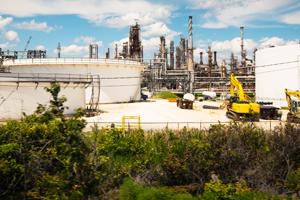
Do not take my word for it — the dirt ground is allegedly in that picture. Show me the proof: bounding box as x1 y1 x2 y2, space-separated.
85 99 288 131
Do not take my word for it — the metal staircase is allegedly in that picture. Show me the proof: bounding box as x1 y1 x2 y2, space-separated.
86 75 100 116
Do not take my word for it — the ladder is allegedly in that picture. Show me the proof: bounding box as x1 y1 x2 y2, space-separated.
86 75 100 116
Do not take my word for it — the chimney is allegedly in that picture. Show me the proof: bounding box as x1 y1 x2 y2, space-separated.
213 51 217 67
105 48 110 59
200 52 203 65
170 40 174 70
114 44 118 59
57 42 61 58
89 44 98 59
208 46 212 77
240 26 246 69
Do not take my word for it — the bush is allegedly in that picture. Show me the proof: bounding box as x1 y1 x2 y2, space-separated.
0 83 98 199
1 83 299 199
119 178 197 200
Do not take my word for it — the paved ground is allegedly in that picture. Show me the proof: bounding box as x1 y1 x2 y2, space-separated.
84 99 288 131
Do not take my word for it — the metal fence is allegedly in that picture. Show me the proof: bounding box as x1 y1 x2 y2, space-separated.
3 57 142 66
85 120 290 132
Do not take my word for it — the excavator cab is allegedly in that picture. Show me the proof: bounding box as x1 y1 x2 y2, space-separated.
291 99 300 113
285 88 300 123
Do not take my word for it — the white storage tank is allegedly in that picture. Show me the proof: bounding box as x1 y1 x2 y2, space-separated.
0 81 85 120
3 58 145 103
255 44 300 107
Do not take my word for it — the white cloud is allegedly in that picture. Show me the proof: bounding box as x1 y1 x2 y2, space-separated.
35 45 46 50
15 19 54 32
280 11 300 25
259 37 285 48
195 36 299 64
53 36 103 57
74 36 102 46
59 44 88 55
211 37 257 54
0 16 13 29
195 37 257 63
0 0 173 28
143 22 179 39
0 42 9 48
189 0 296 28
4 30 19 42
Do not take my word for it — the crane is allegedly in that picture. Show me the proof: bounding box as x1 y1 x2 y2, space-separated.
226 73 260 121
22 36 32 58
285 88 300 123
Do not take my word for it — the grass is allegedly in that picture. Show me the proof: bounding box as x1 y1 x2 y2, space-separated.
153 91 178 99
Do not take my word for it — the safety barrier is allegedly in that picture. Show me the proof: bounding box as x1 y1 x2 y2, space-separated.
86 120 292 132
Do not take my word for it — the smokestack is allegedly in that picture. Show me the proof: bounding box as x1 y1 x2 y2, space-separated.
170 40 174 70
180 37 186 67
57 42 61 58
122 42 128 58
176 46 181 70
187 16 194 93
240 26 246 69
208 46 212 77
200 52 203 65
89 44 98 59
105 48 110 59
114 44 118 59
187 16 194 71
213 51 217 67
240 26 244 57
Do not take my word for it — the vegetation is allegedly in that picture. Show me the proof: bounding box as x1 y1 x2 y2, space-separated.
153 91 178 99
0 83 299 199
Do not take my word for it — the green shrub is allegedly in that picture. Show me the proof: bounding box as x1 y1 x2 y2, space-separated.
119 178 197 200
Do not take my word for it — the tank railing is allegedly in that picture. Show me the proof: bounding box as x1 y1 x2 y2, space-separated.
0 72 100 84
3 57 143 66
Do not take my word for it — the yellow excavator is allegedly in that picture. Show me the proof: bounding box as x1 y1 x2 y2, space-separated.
226 73 260 121
285 88 300 123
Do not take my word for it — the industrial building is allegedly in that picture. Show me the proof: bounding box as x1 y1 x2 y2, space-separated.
255 44 300 107
143 17 255 94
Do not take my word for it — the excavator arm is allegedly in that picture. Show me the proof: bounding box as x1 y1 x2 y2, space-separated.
230 73 250 101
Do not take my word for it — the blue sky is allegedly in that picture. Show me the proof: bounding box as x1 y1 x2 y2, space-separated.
0 0 299 62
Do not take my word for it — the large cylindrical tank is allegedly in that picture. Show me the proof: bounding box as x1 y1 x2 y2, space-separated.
4 58 145 104
255 44 300 107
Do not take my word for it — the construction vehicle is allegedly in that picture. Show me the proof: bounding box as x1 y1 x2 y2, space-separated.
226 73 260 121
285 88 300 123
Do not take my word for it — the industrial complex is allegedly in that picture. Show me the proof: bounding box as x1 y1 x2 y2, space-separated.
0 16 299 126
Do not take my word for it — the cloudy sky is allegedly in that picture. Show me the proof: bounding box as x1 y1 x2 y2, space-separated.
0 0 299 62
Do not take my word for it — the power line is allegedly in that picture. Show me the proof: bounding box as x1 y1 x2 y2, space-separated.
256 65 298 75
255 60 298 68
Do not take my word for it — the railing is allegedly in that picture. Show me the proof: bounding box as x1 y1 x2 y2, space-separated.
3 57 143 66
0 72 99 84
85 120 289 131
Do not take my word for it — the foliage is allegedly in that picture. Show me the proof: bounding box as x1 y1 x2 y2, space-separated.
153 91 178 99
286 168 300 194
119 178 197 200
0 83 98 199
0 83 300 199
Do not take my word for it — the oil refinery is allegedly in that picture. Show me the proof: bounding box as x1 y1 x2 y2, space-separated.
0 16 299 126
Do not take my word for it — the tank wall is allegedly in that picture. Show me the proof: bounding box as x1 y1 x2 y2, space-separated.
255 44 300 107
0 83 85 120
9 62 143 103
